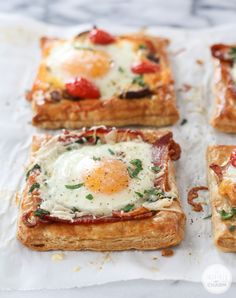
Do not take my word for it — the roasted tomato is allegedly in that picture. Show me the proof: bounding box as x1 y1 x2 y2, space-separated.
131 60 160 74
89 28 115 45
65 77 100 99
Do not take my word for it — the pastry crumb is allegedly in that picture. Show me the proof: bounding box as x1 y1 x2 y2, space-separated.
196 59 204 65
178 84 192 92
161 249 174 257
51 252 65 262
73 266 81 272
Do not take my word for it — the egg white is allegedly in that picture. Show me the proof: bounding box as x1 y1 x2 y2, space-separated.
224 163 236 183
46 39 141 100
37 140 156 219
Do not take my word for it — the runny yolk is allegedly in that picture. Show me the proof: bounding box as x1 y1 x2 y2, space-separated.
84 159 130 194
61 49 111 78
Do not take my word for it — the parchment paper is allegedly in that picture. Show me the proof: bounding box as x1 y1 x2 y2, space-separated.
0 13 236 290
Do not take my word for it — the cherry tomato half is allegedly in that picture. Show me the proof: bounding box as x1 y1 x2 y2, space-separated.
89 28 115 45
131 60 160 74
66 77 100 99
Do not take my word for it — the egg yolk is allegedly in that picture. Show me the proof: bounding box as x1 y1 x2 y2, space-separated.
61 49 111 78
84 159 129 194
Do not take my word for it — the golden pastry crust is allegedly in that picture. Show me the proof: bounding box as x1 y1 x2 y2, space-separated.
17 128 185 251
210 44 236 133
207 145 236 252
27 31 179 129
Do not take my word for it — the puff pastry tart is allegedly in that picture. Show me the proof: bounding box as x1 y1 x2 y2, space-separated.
207 146 236 252
27 28 179 129
17 127 185 251
211 44 236 132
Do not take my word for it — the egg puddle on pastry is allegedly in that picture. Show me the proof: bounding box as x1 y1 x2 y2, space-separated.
36 140 158 220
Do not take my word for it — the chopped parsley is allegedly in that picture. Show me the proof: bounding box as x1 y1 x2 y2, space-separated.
93 156 101 161
203 214 212 219
180 118 188 126
219 208 236 220
118 66 124 73
71 207 79 212
144 187 167 202
228 225 236 232
26 163 41 180
135 191 144 198
86 194 94 200
127 159 143 178
34 208 50 218
73 45 94 51
151 166 161 173
122 204 135 212
29 182 40 194
65 183 84 190
132 75 146 87
139 44 147 50
108 148 115 155
229 47 236 63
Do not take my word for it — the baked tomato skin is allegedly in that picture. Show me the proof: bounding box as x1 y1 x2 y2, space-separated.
89 28 115 45
131 60 160 74
65 77 100 99
230 148 236 167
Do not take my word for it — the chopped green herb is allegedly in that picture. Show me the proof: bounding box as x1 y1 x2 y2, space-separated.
219 208 236 220
122 204 134 212
93 156 101 161
34 208 50 218
26 164 41 180
228 225 236 232
86 194 94 200
73 45 94 51
128 159 143 178
108 148 115 155
118 66 124 73
75 138 86 144
151 166 161 172
229 47 236 62
135 191 144 198
144 187 166 201
139 44 147 50
132 75 146 87
203 214 212 219
66 147 73 151
65 183 84 190
29 182 40 193
71 207 79 212
180 118 188 126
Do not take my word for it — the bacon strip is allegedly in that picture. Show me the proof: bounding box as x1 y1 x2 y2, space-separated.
211 44 233 64
39 211 154 225
152 132 181 191
187 186 208 212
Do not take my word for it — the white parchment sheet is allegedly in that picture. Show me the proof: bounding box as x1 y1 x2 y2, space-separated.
0 13 236 290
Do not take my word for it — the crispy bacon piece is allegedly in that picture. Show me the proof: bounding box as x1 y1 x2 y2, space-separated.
187 186 208 212
152 132 181 191
40 211 154 225
209 163 224 182
211 44 233 64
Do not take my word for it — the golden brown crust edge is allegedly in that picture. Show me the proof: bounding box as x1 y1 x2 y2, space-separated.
210 46 236 133
17 129 185 251
207 146 236 252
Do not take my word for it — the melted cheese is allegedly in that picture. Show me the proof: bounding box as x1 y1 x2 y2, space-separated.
224 164 236 183
46 39 142 100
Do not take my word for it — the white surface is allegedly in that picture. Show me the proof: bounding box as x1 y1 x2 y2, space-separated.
0 13 236 292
